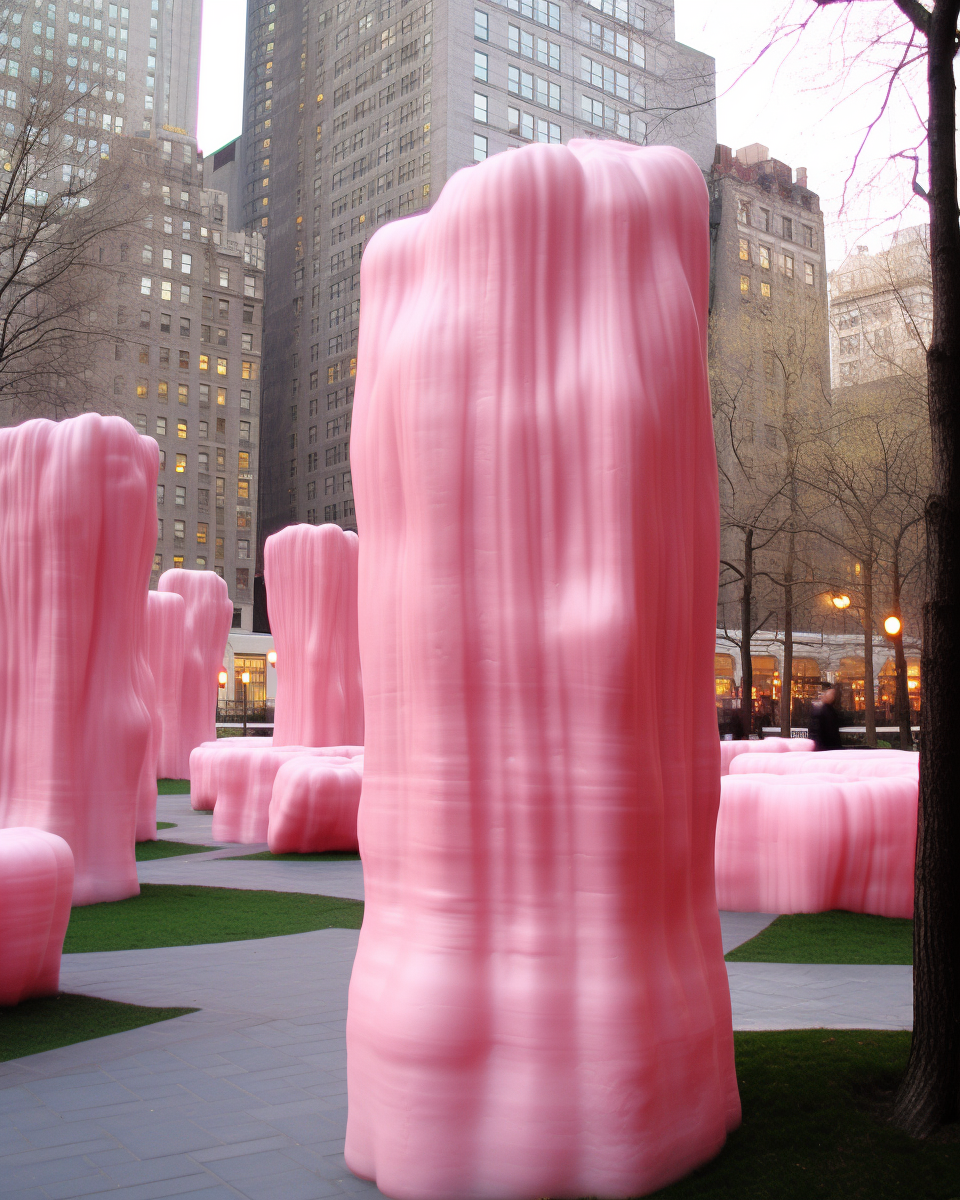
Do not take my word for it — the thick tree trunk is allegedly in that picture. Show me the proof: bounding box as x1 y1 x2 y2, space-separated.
862 555 877 748
780 531 795 738
740 528 754 736
892 0 960 1138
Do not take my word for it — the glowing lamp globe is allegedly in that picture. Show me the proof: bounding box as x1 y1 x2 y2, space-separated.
884 616 902 637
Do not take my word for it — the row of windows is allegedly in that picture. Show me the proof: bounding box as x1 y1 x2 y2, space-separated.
153 447 251 476
152 557 250 589
507 25 560 68
294 441 350 475
138 416 252 443
159 520 250 555
120 380 252 410
475 2 561 38
738 238 816 284
737 199 817 248
158 480 251 506
303 502 356 525
579 55 643 105
508 66 561 109
578 16 644 66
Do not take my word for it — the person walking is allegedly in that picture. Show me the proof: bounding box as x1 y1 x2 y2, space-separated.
808 684 843 751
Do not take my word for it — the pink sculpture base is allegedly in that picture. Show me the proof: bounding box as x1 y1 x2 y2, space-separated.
730 749 918 781
716 771 917 916
268 755 364 853
719 738 813 775
0 828 75 1005
189 738 273 812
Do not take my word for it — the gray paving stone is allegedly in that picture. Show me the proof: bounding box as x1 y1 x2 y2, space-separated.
96 1117 222 1161
229 1168 343 1200
103 1152 210 1187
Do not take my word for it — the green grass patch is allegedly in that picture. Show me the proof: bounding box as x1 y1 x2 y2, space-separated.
0 993 196 1062
157 779 190 794
135 839 216 861
156 821 176 830
653 1030 960 1199
63 883 363 952
726 910 913 966
231 849 360 862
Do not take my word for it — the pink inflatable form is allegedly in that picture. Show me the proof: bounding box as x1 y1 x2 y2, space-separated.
146 591 185 781
729 749 918 780
266 524 364 748
716 772 917 917
346 142 738 1200
719 738 813 775
157 570 233 779
0 415 158 905
268 755 363 853
0 828 74 1005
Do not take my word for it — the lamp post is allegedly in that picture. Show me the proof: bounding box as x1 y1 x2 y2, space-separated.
883 613 913 750
832 594 851 610
241 670 250 737
218 669 227 725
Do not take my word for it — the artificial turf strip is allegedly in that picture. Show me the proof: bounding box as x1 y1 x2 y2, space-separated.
725 910 914 966
0 993 197 1062
231 849 361 861
652 1031 960 1199
63 883 363 952
157 779 191 794
156 821 177 830
135 839 217 861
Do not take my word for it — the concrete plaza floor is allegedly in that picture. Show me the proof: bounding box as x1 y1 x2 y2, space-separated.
0 793 913 1200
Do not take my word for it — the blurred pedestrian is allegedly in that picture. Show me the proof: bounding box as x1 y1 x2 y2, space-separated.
808 684 842 751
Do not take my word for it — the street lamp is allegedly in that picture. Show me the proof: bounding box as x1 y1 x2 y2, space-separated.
218 670 227 723
832 594 851 610
883 615 902 637
883 612 912 750
267 650 277 668
241 669 250 737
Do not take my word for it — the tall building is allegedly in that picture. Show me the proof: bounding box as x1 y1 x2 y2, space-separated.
215 0 716 556
0 0 265 629
828 225 931 388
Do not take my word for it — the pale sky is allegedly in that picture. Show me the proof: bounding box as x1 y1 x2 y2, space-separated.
196 0 930 267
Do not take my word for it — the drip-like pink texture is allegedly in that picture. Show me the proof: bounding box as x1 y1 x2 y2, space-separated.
265 523 364 748
157 570 232 779
345 142 739 1200
0 828 74 1005
146 591 185 781
0 415 158 905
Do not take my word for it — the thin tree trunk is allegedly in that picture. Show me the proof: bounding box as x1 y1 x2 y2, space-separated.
780 531 795 738
862 555 877 748
892 0 960 1138
740 527 754 737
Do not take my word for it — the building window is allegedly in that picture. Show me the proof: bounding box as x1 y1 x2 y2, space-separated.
218 358 228 376
236 568 250 590
177 420 187 439
760 282 771 298
325 504 338 521
242 360 258 380
475 9 489 40
220 267 229 288
783 253 794 279
218 388 227 406
740 274 750 295
475 51 488 81
737 198 750 224
244 275 257 297
239 451 250 471
175 485 186 506
802 224 815 248
180 317 191 337
173 556 184 569
804 261 815 285
181 253 192 274
156 416 167 436
739 238 749 262
216 537 224 560
157 484 165 505
238 479 250 500
197 522 208 544
759 244 770 270
179 385 189 405
474 92 488 122
141 275 152 296
237 540 250 559
153 553 163 574
176 454 187 473
759 207 770 232
474 133 488 162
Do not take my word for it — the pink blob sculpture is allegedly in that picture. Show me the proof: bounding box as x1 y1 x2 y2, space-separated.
134 617 162 843
266 524 364 748
715 772 917 917
157 569 233 779
206 742 363 843
0 415 158 905
187 737 268 813
345 142 739 1199
0 828 74 1005
719 737 813 775
267 754 364 853
729 749 918 780
146 591 186 780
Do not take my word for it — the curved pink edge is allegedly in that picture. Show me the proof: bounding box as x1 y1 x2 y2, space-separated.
346 141 738 1200
157 570 233 780
267 755 363 853
0 415 158 906
715 771 917 917
265 524 364 749
719 738 814 776
147 591 186 785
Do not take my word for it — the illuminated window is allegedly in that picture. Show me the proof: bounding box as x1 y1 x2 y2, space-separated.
217 387 227 406
217 358 228 375
739 238 749 261
199 354 209 371
176 453 187 472
241 360 258 380
136 378 147 398
177 421 187 439
161 280 172 300
759 244 770 269
740 274 750 295
761 282 771 298
173 555 184 568
197 522 207 544
239 451 250 471
238 479 250 500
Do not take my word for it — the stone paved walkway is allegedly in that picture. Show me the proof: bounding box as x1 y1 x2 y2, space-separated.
0 791 913 1200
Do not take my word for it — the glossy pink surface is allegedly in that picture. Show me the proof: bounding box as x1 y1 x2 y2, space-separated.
729 749 918 780
266 524 364 748
719 738 813 775
188 738 272 813
716 771 917 917
146 591 186 781
0 828 74 1005
203 743 364 842
135 614 161 844
346 142 738 1200
268 754 364 854
157 570 233 779
0 415 158 905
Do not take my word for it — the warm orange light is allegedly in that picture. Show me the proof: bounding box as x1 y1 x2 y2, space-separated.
832 594 851 609
883 615 902 637
267 650 277 667
241 670 250 685
218 669 227 688
908 679 919 690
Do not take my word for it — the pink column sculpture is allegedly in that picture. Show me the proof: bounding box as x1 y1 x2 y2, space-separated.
146 590 185 780
346 142 739 1200
0 828 75 1005
268 754 364 853
0 415 158 905
265 523 364 748
134 618 161 843
157 570 233 779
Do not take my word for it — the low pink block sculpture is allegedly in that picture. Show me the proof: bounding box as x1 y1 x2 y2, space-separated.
157 570 233 779
267 754 364 853
346 142 739 1200
715 772 917 917
146 591 186 781
266 524 364 748
0 415 158 905
729 750 918 780
206 743 363 842
719 738 813 775
0 828 74 1005
188 738 271 812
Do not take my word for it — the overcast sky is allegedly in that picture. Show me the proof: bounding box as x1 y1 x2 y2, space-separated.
196 0 930 268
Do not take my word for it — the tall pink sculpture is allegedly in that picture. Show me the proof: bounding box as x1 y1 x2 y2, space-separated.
146 590 186 780
265 523 364 748
134 616 161 843
346 142 739 1199
0 828 74 1005
157 570 232 778
0 415 158 905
